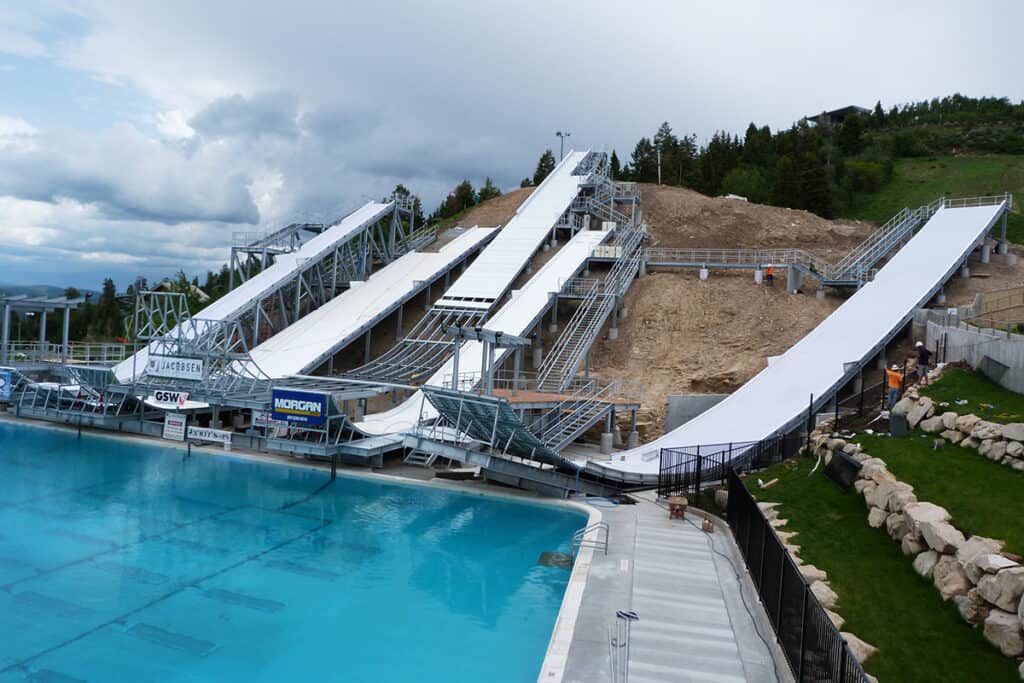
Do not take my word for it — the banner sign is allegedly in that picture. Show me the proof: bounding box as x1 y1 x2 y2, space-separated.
271 388 327 426
162 413 187 441
148 355 204 381
187 426 232 449
253 410 287 428
149 389 189 409
0 370 11 400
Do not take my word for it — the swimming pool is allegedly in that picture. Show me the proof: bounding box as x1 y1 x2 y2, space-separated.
0 422 585 682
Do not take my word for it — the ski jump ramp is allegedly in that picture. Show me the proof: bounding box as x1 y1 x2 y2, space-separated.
356 226 611 435
113 201 395 383
588 198 1010 483
241 227 496 378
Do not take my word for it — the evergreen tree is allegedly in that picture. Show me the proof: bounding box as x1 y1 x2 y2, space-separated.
629 137 658 183
872 101 886 127
453 180 476 210
609 150 621 178
478 177 502 202
532 150 556 185
836 114 865 156
520 177 533 188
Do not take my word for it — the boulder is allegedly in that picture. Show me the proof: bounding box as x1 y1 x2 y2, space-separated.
858 481 877 505
955 588 991 625
902 535 927 555
989 441 1007 461
941 411 958 430
978 439 994 457
907 397 935 429
955 413 981 433
961 436 980 450
1002 423 1024 442
1013 461 1024 472
891 396 915 417
867 507 889 528
827 437 847 452
1006 441 1023 458
933 555 971 600
853 479 873 495
866 480 909 510
977 553 1019 575
919 415 945 433
825 608 845 629
858 457 889 481
971 420 1003 441
840 632 878 665
714 489 728 511
920 520 966 553
977 566 1024 612
940 429 964 444
913 550 940 578
885 512 911 542
842 442 862 455
983 608 1024 656
811 580 839 609
799 563 828 583
904 501 952 534
758 502 779 521
957 536 1005 583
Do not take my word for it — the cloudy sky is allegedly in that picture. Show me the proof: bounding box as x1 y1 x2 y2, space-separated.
1 1 1022 289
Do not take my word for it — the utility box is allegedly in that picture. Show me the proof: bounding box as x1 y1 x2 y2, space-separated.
824 450 862 490
890 413 909 437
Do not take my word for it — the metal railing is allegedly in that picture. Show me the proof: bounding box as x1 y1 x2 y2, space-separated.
1 341 128 364
572 521 609 558
657 432 804 499
727 469 871 682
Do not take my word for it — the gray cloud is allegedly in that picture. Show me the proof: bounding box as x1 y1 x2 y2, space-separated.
190 91 300 140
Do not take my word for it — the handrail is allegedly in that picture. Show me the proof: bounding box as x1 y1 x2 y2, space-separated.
572 521 609 558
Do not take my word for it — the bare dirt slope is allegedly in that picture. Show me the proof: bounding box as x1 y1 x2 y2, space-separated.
459 187 532 228
591 272 840 438
589 185 873 437
639 183 875 261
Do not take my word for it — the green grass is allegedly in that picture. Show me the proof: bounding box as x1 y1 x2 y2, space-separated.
857 432 1024 555
920 367 1024 424
747 458 1019 682
839 155 1024 244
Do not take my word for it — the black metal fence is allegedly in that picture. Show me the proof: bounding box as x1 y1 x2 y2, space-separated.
726 469 870 683
657 431 803 499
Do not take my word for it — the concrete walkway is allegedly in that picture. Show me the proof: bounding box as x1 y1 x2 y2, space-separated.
560 492 789 683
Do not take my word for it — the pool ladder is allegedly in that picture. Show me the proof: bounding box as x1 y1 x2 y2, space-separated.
571 521 609 559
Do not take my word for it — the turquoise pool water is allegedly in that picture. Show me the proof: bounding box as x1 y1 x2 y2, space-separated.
0 422 584 682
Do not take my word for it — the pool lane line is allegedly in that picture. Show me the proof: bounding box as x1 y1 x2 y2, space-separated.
277 479 335 511
0 503 250 592
0 517 334 675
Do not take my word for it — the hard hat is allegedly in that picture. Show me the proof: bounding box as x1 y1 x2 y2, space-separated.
915 341 923 348
891 364 901 371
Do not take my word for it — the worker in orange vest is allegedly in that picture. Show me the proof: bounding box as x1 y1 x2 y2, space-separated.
765 266 775 286
885 364 903 409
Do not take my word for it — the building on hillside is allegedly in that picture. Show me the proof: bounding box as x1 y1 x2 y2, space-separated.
805 105 871 127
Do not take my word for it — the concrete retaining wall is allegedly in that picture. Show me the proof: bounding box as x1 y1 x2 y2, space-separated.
664 394 729 434
926 320 1024 393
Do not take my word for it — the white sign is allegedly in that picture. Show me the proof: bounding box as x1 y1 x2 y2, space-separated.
187 426 232 450
148 355 204 381
163 413 187 441
149 390 190 408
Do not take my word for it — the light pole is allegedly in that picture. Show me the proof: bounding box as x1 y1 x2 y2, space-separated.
556 131 571 161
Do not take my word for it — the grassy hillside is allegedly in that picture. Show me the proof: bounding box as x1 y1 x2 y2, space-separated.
840 155 1024 244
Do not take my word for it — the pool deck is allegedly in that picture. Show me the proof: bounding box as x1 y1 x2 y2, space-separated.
550 491 791 683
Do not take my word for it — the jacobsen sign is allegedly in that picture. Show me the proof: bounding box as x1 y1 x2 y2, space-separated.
148 355 204 381
270 388 328 426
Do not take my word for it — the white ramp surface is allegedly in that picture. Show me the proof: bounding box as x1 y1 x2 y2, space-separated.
596 202 1006 477
243 227 495 378
435 151 589 309
356 227 610 435
113 201 394 383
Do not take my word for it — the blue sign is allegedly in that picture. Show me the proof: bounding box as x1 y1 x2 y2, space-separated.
270 388 327 426
0 370 10 400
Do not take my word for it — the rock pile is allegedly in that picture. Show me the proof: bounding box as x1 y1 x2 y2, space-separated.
848 448 1024 667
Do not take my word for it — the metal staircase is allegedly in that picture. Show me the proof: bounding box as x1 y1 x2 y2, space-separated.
822 207 926 286
539 381 620 451
537 226 644 391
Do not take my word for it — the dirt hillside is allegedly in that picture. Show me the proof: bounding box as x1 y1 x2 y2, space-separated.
458 187 532 228
639 183 875 260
